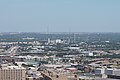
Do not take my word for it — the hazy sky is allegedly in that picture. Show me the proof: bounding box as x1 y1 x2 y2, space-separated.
0 0 120 32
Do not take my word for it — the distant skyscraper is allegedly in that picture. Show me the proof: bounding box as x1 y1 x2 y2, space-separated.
73 33 76 43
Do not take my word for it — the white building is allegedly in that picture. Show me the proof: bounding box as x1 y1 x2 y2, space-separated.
105 68 120 76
